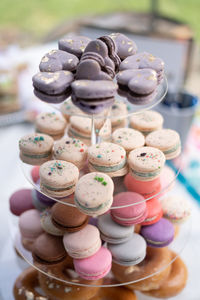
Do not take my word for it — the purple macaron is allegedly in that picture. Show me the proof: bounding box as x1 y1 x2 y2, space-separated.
140 218 174 248
9 189 35 216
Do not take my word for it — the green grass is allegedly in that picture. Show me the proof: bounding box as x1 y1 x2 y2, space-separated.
0 0 200 41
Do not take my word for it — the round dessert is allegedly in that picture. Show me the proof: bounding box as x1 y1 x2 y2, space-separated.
128 146 166 181
40 160 79 198
60 98 83 121
31 189 52 211
19 209 44 251
75 172 114 216
143 251 188 298
111 192 147 226
76 58 112 81
112 128 145 153
63 224 101 258
124 173 161 199
31 166 40 183
40 208 65 236
141 197 163 226
58 36 91 58
53 137 88 170
51 197 89 232
109 32 137 60
19 133 54 165
108 233 146 266
161 195 191 224
88 142 128 177
97 213 134 244
129 110 163 135
32 232 67 265
74 246 112 280
112 247 172 291
109 100 128 131
35 112 67 140
145 129 181 160
9 189 34 216
140 218 174 247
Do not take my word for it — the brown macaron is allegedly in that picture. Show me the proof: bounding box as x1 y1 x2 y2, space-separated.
51 197 89 233
32 233 67 265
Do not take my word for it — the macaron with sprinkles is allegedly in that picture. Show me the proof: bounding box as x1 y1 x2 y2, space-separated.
129 110 163 136
112 127 145 153
161 195 191 224
75 172 114 216
35 112 67 140
88 142 128 177
53 137 88 170
19 133 54 165
128 146 165 181
40 160 79 198
145 129 181 160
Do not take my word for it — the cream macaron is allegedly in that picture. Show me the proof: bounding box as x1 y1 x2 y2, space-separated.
35 112 67 140
53 137 88 170
128 146 166 181
112 127 145 154
145 129 181 160
88 142 128 177
19 133 54 165
40 160 79 198
75 172 114 216
130 110 163 135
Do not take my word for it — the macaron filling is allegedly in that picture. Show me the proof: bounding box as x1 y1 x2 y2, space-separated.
131 168 161 179
22 151 51 159
112 252 146 266
68 127 90 140
113 211 146 222
41 184 75 192
162 143 180 155
145 239 170 246
67 239 101 258
90 158 126 173
100 233 131 244
75 197 112 213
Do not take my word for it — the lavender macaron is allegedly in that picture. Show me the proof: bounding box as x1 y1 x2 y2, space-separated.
140 218 175 248
58 36 91 58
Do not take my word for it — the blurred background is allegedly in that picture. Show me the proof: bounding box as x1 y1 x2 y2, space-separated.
0 1 200 299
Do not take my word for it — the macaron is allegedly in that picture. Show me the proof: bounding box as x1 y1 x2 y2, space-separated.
71 80 117 114
160 165 176 195
31 166 40 183
140 218 175 247
145 129 181 160
111 192 147 226
109 100 128 131
53 137 88 170
129 110 164 135
68 115 108 146
112 127 145 153
75 172 114 216
19 209 44 251
107 233 146 266
35 112 67 140
74 246 112 280
33 71 74 104
161 195 191 224
88 142 128 177
60 98 83 121
40 208 65 236
40 160 79 198
124 173 161 199
109 32 137 60
76 58 112 81
97 213 134 244
31 189 52 211
51 197 89 232
34 180 56 206
141 197 163 226
58 36 91 58
32 233 67 265
39 49 79 72
9 189 34 216
128 147 166 181
63 224 101 258
19 133 54 165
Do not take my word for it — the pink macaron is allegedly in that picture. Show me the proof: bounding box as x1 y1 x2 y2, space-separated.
9 189 35 216
74 246 112 280
31 166 40 183
141 197 163 226
19 209 43 251
111 192 147 226
124 173 161 199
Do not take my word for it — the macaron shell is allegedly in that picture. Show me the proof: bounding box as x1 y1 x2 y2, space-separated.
69 115 105 136
141 198 163 226
74 246 112 280
40 209 65 236
58 36 91 58
63 224 101 258
19 133 54 155
19 209 43 239
112 128 145 152
88 162 128 178
9 189 35 216
35 112 67 137
129 110 163 134
108 233 146 266
109 33 137 59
